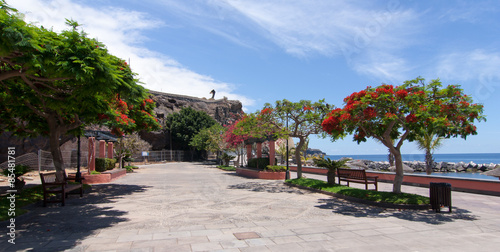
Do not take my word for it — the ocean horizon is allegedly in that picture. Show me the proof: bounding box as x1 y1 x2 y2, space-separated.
326 153 500 164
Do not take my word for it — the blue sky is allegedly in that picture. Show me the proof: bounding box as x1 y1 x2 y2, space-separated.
12 0 500 155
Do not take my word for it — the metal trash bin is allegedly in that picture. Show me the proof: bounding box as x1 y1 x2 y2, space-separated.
430 182 452 213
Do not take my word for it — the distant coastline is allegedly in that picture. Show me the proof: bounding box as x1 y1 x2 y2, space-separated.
326 153 500 164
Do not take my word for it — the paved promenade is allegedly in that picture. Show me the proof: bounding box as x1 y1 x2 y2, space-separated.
2 162 500 251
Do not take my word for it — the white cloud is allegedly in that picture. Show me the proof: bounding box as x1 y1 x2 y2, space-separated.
10 0 254 108
217 0 420 82
432 49 500 103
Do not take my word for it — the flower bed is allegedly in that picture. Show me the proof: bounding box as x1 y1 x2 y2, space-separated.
235 167 286 180
81 169 127 184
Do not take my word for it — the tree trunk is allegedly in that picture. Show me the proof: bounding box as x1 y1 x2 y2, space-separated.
425 150 433 175
327 170 336 185
295 139 305 178
48 127 65 182
392 149 403 194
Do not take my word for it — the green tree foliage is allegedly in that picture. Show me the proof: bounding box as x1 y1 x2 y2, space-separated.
190 123 225 153
0 4 160 180
322 77 485 193
268 99 331 178
234 99 330 177
166 107 217 151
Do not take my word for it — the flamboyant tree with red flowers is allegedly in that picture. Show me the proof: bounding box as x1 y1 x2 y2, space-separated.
223 119 249 167
0 6 160 180
234 99 330 178
322 77 485 193
98 95 160 168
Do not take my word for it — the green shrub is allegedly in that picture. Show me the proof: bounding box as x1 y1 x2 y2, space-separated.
217 165 236 171
106 158 116 170
265 165 286 172
247 157 277 169
95 158 106 172
90 170 101 175
125 166 134 173
124 165 139 169
95 158 116 171
2 164 31 178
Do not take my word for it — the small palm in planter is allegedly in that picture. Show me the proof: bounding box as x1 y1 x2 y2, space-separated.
2 164 31 192
221 153 235 167
313 157 349 185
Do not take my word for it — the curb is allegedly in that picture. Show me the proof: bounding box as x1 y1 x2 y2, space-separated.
284 182 431 210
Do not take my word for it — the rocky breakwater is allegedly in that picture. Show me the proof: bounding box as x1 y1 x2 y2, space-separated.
347 159 499 173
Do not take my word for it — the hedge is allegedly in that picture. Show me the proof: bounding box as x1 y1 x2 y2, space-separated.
247 157 278 169
95 158 116 172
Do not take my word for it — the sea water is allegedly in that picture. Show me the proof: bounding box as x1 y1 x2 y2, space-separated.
326 153 500 164
326 153 500 181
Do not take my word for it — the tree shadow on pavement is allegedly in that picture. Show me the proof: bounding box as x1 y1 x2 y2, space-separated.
4 184 150 252
316 197 478 224
228 181 308 194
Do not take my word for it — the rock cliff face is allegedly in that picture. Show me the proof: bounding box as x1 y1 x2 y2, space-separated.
149 90 243 125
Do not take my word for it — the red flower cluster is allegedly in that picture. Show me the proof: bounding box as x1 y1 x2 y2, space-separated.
376 84 394 95
141 98 154 108
303 106 313 111
98 113 109 120
115 113 135 125
353 130 366 141
339 113 351 122
363 107 377 119
459 101 470 107
385 112 396 119
395 89 408 99
260 108 273 115
465 125 477 134
344 90 367 104
405 114 417 123
321 109 341 133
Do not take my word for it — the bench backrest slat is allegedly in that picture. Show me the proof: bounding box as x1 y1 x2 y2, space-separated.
40 172 68 184
337 168 367 180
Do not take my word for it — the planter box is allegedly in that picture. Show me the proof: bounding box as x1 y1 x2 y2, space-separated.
236 167 286 180
81 169 127 184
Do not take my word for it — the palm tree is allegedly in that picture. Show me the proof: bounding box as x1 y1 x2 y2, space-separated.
313 157 349 185
415 131 444 175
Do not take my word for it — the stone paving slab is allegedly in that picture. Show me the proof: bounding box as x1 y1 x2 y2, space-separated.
2 162 500 251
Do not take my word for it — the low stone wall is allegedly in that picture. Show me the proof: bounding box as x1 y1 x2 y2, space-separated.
236 167 286 180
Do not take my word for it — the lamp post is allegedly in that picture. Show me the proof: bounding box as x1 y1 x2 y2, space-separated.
76 135 81 182
285 113 290 180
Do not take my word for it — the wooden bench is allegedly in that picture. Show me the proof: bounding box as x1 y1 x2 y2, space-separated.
337 168 378 191
40 172 83 206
